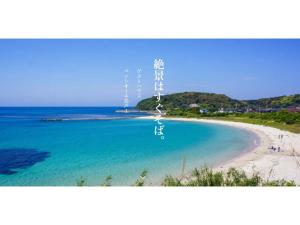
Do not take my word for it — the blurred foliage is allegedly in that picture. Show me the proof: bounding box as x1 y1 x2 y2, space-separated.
133 170 148 186
76 176 87 186
75 166 296 186
101 175 112 186
162 166 296 187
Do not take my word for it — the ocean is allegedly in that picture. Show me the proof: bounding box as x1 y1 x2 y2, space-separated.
0 107 255 186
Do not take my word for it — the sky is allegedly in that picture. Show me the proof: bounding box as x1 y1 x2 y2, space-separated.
0 39 299 106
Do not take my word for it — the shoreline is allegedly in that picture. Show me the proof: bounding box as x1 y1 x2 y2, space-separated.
137 116 300 184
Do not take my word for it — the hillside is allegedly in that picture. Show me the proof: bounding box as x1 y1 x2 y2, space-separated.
136 92 300 111
242 95 300 109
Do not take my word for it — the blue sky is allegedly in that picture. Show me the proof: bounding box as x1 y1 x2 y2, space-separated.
0 39 299 106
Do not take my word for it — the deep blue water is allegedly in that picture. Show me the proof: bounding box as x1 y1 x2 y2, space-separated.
0 107 256 186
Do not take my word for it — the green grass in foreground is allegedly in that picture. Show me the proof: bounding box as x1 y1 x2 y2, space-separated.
162 166 296 187
76 166 296 187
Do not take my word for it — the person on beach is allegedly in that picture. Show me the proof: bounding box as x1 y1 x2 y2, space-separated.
270 146 277 152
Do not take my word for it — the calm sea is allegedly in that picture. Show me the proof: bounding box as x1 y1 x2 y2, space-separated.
0 107 256 186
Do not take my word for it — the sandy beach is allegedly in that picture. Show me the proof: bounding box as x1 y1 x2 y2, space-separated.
138 116 300 184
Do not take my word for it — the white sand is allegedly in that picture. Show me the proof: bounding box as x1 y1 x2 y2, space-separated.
137 116 300 184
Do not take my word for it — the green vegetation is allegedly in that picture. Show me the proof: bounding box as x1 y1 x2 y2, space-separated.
101 175 112 186
166 109 300 133
76 176 87 186
136 92 300 132
75 171 149 186
136 92 300 111
136 92 239 111
76 166 296 186
76 175 113 186
162 166 296 187
245 94 300 109
133 170 148 186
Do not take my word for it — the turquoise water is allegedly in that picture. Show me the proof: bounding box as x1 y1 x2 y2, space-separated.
0 107 256 186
